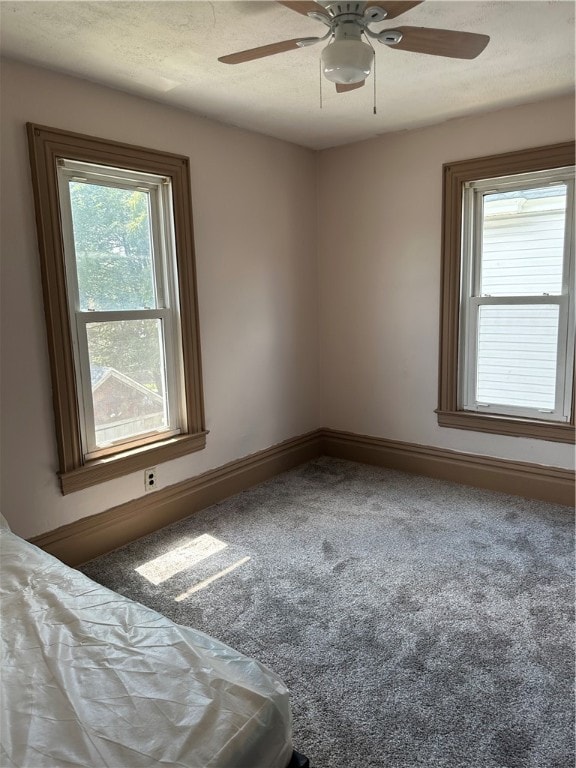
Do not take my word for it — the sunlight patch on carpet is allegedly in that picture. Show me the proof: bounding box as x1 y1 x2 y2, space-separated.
135 533 228 585
174 556 252 602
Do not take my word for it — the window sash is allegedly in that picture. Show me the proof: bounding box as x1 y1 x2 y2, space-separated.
461 295 570 421
459 170 575 424
56 162 186 460
76 311 181 458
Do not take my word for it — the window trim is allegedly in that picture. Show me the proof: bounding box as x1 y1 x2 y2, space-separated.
27 124 207 493
437 141 575 444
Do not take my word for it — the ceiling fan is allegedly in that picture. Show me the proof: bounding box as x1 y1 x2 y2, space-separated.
218 1 490 93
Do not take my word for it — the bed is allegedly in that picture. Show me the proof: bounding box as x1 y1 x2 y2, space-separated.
0 515 307 768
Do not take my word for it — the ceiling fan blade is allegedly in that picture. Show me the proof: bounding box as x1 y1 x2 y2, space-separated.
365 1 424 20
336 81 365 93
218 38 308 64
277 1 327 16
384 26 490 58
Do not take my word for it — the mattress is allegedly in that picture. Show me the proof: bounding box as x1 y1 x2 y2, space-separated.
0 517 293 768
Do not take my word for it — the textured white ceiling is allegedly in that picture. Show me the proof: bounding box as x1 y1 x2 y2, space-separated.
1 0 574 149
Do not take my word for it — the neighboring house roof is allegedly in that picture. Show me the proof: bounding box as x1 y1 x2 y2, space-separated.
90 364 110 388
90 365 163 404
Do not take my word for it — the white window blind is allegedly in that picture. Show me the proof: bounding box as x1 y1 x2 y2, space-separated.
460 168 574 422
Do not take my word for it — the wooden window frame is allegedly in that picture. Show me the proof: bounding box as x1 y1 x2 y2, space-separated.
437 141 575 444
28 124 207 494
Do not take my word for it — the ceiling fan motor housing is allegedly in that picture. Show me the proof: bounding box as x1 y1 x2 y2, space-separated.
320 1 366 17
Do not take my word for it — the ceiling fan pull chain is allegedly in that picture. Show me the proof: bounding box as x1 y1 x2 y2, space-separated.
319 58 324 109
373 42 377 115
364 33 377 115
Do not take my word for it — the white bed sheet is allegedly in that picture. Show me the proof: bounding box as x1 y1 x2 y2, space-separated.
0 523 293 768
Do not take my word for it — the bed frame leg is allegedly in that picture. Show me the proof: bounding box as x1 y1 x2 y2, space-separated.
288 750 310 768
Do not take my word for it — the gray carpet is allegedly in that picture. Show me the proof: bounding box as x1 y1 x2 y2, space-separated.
80 457 574 768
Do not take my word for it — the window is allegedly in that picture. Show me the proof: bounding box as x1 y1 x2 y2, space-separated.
438 142 575 443
28 125 206 493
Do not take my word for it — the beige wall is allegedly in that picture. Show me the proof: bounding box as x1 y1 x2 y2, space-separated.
1 60 573 540
318 94 575 469
0 59 319 538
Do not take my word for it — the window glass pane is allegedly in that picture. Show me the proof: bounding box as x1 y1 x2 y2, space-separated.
480 185 567 297
86 320 168 447
476 304 559 410
69 182 156 310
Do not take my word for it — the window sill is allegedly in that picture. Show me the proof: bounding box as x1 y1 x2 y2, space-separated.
59 431 208 495
436 410 574 444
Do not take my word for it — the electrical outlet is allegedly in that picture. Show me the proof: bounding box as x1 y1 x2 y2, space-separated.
144 467 157 492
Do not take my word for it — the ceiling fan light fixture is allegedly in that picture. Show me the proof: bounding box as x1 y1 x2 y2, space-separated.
321 38 374 84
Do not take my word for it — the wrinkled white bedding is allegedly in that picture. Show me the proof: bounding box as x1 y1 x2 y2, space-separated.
0 520 292 768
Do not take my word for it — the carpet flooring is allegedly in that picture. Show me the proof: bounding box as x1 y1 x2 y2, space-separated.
80 457 574 768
